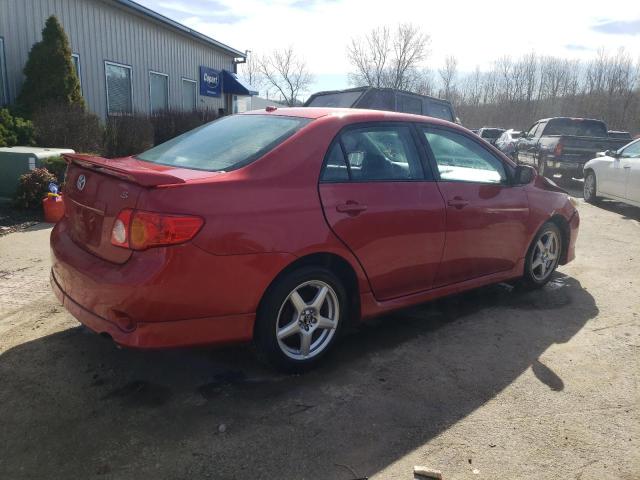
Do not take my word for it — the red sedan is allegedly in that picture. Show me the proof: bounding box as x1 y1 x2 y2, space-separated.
51 108 579 371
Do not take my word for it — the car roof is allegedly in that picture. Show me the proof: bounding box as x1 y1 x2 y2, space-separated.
242 107 458 127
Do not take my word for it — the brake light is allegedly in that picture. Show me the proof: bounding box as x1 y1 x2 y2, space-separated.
111 209 204 250
553 142 564 156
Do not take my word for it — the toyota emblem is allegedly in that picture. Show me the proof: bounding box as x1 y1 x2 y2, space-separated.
76 174 86 191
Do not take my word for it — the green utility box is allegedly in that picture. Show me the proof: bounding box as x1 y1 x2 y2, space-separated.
0 147 74 198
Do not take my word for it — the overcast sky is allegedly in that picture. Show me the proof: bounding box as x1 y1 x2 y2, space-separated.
136 0 640 96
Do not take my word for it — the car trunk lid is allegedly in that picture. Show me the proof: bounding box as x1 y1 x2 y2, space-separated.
62 154 219 264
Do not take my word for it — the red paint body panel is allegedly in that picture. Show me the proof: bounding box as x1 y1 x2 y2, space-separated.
319 182 446 299
50 108 579 349
434 182 530 285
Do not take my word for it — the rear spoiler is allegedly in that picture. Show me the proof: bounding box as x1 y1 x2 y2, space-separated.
63 153 185 187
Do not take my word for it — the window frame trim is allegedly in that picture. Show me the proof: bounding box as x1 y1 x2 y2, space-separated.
149 69 169 113
180 76 197 111
318 121 432 184
71 53 82 95
104 60 134 116
0 36 8 106
417 123 515 186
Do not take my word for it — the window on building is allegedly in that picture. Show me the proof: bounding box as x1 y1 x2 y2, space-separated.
149 71 168 113
71 53 82 95
181 78 197 111
105 61 133 115
0 37 7 105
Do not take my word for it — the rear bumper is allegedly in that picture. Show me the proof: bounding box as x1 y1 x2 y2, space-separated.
545 160 585 178
565 210 579 264
50 220 295 348
50 270 254 348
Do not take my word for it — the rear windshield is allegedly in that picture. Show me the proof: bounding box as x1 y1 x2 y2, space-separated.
306 91 363 107
137 115 309 172
544 119 607 137
481 129 504 138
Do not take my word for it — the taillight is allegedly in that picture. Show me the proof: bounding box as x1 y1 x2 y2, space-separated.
553 142 564 157
111 209 203 250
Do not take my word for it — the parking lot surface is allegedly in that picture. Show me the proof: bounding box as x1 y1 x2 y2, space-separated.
0 188 638 480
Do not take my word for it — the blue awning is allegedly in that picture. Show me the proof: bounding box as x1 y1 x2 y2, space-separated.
222 70 258 96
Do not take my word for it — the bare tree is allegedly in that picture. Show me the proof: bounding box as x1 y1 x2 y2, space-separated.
259 47 314 106
239 51 264 94
438 55 458 101
347 23 430 91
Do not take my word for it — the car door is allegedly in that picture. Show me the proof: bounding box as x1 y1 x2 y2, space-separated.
318 123 446 300
419 125 530 286
597 153 626 197
517 123 539 166
619 140 640 202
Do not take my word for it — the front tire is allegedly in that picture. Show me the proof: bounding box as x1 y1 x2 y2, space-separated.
254 266 346 373
583 170 599 204
519 222 562 290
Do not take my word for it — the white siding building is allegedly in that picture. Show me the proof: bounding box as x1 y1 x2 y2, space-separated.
0 0 255 118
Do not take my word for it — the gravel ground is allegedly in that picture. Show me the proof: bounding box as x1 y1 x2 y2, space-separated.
0 185 638 480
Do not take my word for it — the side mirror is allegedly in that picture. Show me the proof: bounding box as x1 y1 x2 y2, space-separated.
606 149 621 158
514 165 536 185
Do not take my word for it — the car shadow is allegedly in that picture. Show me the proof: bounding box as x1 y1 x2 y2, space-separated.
0 273 597 479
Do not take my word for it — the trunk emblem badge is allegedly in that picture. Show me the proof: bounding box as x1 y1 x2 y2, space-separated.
76 174 86 191
120 191 129 199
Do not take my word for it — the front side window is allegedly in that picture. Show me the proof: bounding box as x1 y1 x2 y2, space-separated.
321 125 424 182
149 71 169 113
620 140 640 158
105 62 132 115
137 114 309 172
71 54 82 95
0 37 7 105
423 128 506 184
181 78 197 111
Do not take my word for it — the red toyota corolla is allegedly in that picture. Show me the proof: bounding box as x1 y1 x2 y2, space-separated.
51 108 579 371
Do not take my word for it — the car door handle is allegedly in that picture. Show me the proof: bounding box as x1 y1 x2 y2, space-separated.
447 197 469 209
336 202 367 215
623 165 631 169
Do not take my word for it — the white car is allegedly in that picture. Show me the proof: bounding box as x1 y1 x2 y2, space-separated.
583 138 640 207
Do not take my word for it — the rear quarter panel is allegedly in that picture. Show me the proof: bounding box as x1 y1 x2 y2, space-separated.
136 114 372 293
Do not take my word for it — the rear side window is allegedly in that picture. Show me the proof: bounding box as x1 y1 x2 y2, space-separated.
137 115 309 171
321 125 424 182
422 127 506 184
398 94 422 115
358 90 395 111
424 102 454 122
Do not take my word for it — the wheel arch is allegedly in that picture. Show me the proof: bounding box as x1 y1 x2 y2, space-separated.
255 252 362 335
548 214 571 265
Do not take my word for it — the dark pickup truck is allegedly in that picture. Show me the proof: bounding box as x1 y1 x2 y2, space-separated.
515 117 629 179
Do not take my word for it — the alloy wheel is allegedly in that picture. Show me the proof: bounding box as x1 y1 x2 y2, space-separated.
275 280 340 360
530 230 560 282
584 173 596 201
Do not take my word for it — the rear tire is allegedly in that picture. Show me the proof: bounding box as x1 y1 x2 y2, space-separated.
254 266 347 373
583 170 599 204
518 222 562 290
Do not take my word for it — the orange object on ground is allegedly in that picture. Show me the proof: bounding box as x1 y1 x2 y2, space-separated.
43 195 65 223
